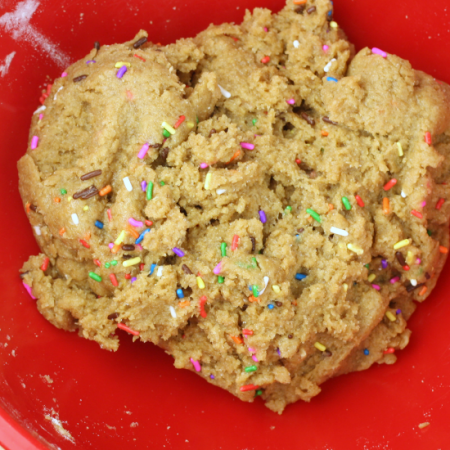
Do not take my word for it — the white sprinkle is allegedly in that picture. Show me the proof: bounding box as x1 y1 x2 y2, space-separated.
216 189 226 195
218 84 231 98
411 279 417 286
156 266 164 277
123 176 133 192
401 190 407 198
33 105 46 114
293 40 300 48
258 276 270 295
330 226 348 237
34 226 41 236
53 86 63 100
71 213 79 225
169 306 177 318
324 58 337 73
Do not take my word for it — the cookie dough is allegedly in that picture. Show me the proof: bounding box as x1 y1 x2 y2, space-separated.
19 0 450 413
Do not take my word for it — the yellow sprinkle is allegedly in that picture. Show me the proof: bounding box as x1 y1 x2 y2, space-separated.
343 283 348 292
272 285 281 293
115 61 131 68
162 122 176 135
393 239 410 250
83 205 89 211
385 311 396 322
197 276 205 289
329 21 338 28
347 243 364 255
368 274 376 282
406 251 414 265
114 230 126 245
204 172 212 190
396 142 403 156
314 342 327 352
122 257 141 267
68 196 72 202
418 422 430 429
186 121 195 129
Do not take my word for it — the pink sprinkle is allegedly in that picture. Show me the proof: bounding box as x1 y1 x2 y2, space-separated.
421 201 426 207
323 45 329 52
190 358 202 372
240 142 255 151
200 162 209 169
61 72 68 77
372 284 381 291
390 276 400 284
213 262 222 275
108 243 114 249
137 143 149 159
136 244 143 251
128 218 144 228
264 27 268 32
372 47 387 58
252 355 259 362
31 136 39 150
416 258 422 265
248 347 256 353
23 282 36 300
38 114 44 121
286 98 295 105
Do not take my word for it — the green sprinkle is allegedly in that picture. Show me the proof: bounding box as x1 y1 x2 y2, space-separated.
285 206 292 214
218 276 224 284
255 389 263 397
245 365 257 373
104 262 111 268
252 257 258 268
306 208 321 223
221 242 227 257
252 118 258 126
196 116 199 124
162 129 171 138
111 260 118 266
364 264 370 269
60 188 67 195
427 229 432 236
89 272 102 282
146 181 154 200
252 285 259 298
342 196 352 210
160 181 165 186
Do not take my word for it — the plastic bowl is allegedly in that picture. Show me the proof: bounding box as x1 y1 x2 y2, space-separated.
1 0 450 448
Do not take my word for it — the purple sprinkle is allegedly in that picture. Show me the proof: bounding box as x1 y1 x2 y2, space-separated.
240 142 255 151
259 210 267 224
141 181 147 191
137 143 149 159
23 281 36 300
372 47 387 58
86 60 96 64
131 277 137 284
381 259 388 269
286 98 295 105
396 309 402 315
372 284 381 291
128 217 144 228
173 247 185 257
117 65 127 79
31 136 39 150
210 374 215 379
390 276 400 284
276 348 281 357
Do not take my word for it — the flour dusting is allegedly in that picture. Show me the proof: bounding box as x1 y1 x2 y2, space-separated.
0 51 16 77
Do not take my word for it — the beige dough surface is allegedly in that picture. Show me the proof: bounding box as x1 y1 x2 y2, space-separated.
18 0 450 413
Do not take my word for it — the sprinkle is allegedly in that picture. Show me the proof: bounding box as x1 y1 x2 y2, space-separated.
145 181 154 200
133 36 148 49
245 365 257 373
347 244 363 255
145 220 153 227
385 311 396 322
162 129 170 138
71 213 79 225
226 150 241 165
123 257 141 267
330 226 348 237
149 264 157 275
307 6 317 14
80 239 90 249
390 276 400 284
436 198 445 210
323 58 336 73
135 228 150 244
116 65 127 78
240 384 259 392
217 276 225 284
114 230 126 246
355 194 365 207
329 21 338 28
397 142 403 156
156 266 164 277
59 228 65 236
242 329 253 336
117 323 139 336
372 47 387 58
306 208 321 223
411 210 423 219
368 274 376 282
393 239 410 250
213 262 222 275
33 105 46 114
240 142 255 150
395 251 407 266
130 277 137 284
383 179 397 191
73 75 88 83
173 115 186 129
261 55 270 64
372 284 380 290
381 259 388 269
293 40 300 48
124 274 131 280
40 257 50 271
128 218 144 228
401 190 407 198
272 285 281 293
137 143 149 159
216 189 227 196
384 347 395 354
89 272 102 282
382 197 390 214
218 84 232 98
111 260 118 266
23 282 36 299
34 226 41 236
268 303 275 310
259 210 267 224
123 177 132 191
286 98 295 105
166 305 177 320
258 276 270 295
326 76 338 82
61 72 67 77
364 349 370 356
341 196 351 211
198 295 207 317
418 422 430 430
231 234 240 251
181 264 193 274
314 342 327 351
31 136 39 150
424 131 432 145
162 122 176 135
39 113 44 121
109 274 118 287
200 163 209 169
173 247 185 258
439 245 448 254
321 130 329 137
197 277 205 289
323 44 329 52
252 285 259 298
99 185 112 196
176 288 184 299
295 273 307 281
204 173 212 190
410 279 417 286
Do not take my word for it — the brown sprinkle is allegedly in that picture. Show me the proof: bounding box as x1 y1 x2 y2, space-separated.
288 334 293 339
94 41 100 50
73 75 88 83
323 350 333 357
30 204 37 212
307 6 316 13
151 143 162 149
122 254 132 260
406 282 424 293
133 36 148 49
107 312 119 320
122 244 135 251
295 5 305 14
300 112 315 126
322 116 339 125
297 228 304 233
250 237 256 253
425 272 431 280
276 301 283 307
182 264 193 274
395 251 406 267
160 147 170 160
81 170 102 181
209 129 217 136
73 185 98 200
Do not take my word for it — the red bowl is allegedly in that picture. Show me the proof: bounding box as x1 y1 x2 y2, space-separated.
1 0 450 448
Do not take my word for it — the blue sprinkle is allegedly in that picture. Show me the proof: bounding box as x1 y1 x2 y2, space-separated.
363 349 369 356
248 285 253 292
328 10 332 16
135 228 150 244
295 273 307 281
95 220 104 229
268 304 275 310
176 288 184 299
326 76 338 83
150 263 157 275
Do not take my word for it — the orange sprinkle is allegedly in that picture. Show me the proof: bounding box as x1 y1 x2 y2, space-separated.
439 245 448 254
328 204 334 211
54 197 61 203
59 228 66 236
293 0 307 4
418 286 428 296
84 231 91 241
134 53 146 62
125 90 134 100
111 243 120 254
226 150 241 165
382 197 390 214
99 185 112 196
321 130 329 137
179 300 190 308
26 202 31 214
307 216 313 221
292 300 298 306
230 335 243 345
248 296 259 303
126 224 140 239
231 234 240 251
107 209 112 221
